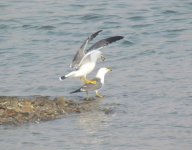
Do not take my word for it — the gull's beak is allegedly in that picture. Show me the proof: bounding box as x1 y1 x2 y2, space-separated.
100 55 106 61
107 67 112 72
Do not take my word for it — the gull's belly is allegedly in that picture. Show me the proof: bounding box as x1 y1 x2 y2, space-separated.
79 63 95 76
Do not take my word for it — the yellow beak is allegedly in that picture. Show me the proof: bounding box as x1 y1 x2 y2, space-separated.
107 67 112 72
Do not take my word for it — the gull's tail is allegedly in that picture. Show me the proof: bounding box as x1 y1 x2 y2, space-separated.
59 71 77 81
70 88 81 94
59 76 66 81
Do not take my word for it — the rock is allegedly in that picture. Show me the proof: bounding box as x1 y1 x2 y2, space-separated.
0 96 103 125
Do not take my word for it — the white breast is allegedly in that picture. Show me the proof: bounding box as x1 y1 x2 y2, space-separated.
77 62 95 77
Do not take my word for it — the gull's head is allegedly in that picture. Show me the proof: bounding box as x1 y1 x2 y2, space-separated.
96 67 112 84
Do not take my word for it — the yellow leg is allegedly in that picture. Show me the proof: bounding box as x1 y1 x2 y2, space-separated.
96 91 104 98
80 77 96 84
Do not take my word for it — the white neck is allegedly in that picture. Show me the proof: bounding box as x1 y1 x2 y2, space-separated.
96 74 105 84
96 70 107 84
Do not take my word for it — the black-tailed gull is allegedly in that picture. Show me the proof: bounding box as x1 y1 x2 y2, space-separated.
59 50 104 84
70 67 112 98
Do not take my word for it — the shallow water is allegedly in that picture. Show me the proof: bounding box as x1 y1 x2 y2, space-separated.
0 0 192 149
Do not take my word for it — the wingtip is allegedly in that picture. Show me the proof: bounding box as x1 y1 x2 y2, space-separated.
97 29 103 33
90 30 103 39
114 36 124 40
119 36 124 40
107 36 124 44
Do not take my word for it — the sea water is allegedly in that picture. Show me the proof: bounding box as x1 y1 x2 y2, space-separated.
0 0 192 149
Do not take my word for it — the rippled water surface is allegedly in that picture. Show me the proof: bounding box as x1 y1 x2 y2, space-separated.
0 0 192 149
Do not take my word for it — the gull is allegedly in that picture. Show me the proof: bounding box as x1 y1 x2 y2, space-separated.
59 50 104 84
70 67 112 99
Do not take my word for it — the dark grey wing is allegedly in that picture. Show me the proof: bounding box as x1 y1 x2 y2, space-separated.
79 30 103 51
87 30 103 45
70 48 85 69
70 30 102 69
86 36 124 52
81 78 102 92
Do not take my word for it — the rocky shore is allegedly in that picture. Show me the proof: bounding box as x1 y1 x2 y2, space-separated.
0 96 103 125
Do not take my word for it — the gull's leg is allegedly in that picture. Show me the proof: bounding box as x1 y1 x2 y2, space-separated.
95 91 104 98
80 76 96 84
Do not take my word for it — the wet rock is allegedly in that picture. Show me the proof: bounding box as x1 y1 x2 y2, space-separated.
0 96 103 125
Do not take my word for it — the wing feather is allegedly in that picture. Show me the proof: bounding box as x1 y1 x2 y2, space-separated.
70 30 102 68
86 36 124 52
